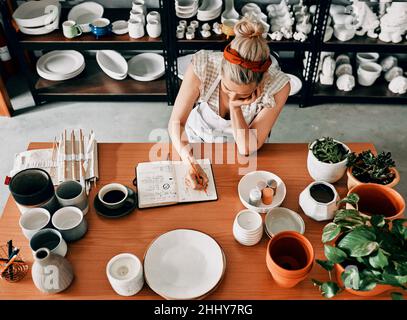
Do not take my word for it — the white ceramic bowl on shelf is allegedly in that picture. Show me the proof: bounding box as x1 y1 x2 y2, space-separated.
127 53 165 82
13 0 60 28
96 50 128 80
68 1 104 33
18 15 60 35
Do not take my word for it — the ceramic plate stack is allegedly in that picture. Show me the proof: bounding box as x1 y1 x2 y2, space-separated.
197 0 222 21
96 50 128 80
36 50 85 81
144 229 226 300
12 0 61 35
127 53 165 82
175 0 199 18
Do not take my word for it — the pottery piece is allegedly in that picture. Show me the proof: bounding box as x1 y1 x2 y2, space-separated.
128 18 145 39
147 20 162 38
357 62 382 86
335 54 350 66
389 76 407 94
324 26 334 42
269 31 283 41
56 180 89 215
380 56 398 72
333 25 356 41
30 228 68 257
221 0 239 22
379 2 407 43
19 208 51 240
319 55 335 85
232 209 263 246
293 31 307 42
52 206 88 242
356 52 379 67
299 181 340 221
335 63 352 77
347 184 405 220
336 74 355 92
295 15 312 34
384 66 403 82
266 231 314 288
349 0 379 38
346 167 400 190
32 248 74 294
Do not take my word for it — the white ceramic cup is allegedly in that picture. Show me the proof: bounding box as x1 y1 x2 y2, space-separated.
106 253 144 296
132 0 146 15
146 20 161 38
186 31 195 40
19 208 51 239
190 20 199 29
232 209 263 246
179 20 187 28
128 19 145 39
176 30 185 39
146 11 160 24
52 206 87 242
62 20 83 39
30 228 67 257
130 9 145 25
356 52 380 67
98 183 129 209
56 180 89 215
357 62 382 86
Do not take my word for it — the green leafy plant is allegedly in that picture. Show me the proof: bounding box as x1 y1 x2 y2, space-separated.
346 150 396 185
312 193 407 299
311 137 349 164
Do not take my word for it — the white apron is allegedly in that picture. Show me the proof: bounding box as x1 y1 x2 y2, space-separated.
185 75 258 143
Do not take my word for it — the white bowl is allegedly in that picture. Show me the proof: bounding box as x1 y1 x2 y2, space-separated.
19 15 60 35
13 0 60 28
238 171 286 213
127 53 165 82
68 1 104 32
19 208 51 240
96 50 128 80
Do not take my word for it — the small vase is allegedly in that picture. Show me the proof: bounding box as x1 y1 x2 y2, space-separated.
32 248 74 294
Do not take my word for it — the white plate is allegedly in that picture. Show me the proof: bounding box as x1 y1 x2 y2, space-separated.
19 15 59 35
68 1 104 32
13 0 60 28
144 229 224 300
37 50 85 81
238 171 287 214
96 50 128 80
287 73 302 96
265 207 305 238
198 0 222 12
112 20 128 35
127 53 165 82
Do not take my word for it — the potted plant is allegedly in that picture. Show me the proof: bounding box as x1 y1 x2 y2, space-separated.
307 137 350 183
312 193 407 299
346 150 400 189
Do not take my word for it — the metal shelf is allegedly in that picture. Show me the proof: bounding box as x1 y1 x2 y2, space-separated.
322 36 407 53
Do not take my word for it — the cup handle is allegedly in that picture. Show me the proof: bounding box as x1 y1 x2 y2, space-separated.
125 195 135 207
76 25 83 36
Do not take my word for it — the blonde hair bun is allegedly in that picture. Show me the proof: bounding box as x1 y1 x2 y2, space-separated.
234 17 265 39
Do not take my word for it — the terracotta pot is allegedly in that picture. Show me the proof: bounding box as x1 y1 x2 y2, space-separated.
335 263 392 297
266 231 314 288
347 184 405 220
347 167 400 190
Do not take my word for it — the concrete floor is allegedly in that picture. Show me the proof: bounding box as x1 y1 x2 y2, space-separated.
1 76 406 215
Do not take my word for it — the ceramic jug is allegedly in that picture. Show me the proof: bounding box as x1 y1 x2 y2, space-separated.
32 248 74 294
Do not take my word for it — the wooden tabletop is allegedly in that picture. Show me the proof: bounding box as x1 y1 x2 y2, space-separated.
0 142 395 300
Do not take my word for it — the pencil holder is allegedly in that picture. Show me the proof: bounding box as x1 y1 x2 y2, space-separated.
0 245 29 283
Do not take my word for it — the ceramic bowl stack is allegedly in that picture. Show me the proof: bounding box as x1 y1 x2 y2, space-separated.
233 210 263 246
127 53 165 81
36 50 85 81
144 229 226 300
96 50 128 80
175 0 199 19
197 0 222 21
264 207 305 239
12 0 61 35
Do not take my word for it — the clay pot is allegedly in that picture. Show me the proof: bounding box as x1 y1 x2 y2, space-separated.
266 231 314 288
347 167 400 190
347 184 405 220
335 263 392 297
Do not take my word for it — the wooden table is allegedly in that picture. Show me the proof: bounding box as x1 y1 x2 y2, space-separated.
0 142 394 300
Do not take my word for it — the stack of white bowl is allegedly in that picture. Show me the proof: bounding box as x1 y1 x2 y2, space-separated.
175 0 199 19
13 0 61 35
233 210 263 246
197 0 222 21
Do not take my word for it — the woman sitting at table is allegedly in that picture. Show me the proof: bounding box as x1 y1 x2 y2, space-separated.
168 17 290 190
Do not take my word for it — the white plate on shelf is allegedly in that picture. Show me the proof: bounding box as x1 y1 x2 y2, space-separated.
112 20 128 35
68 1 104 33
238 170 286 214
37 50 85 81
18 15 60 35
144 229 224 300
13 0 60 28
127 53 165 82
96 50 128 80
287 73 302 96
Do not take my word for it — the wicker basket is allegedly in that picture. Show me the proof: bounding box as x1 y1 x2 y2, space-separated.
0 245 29 283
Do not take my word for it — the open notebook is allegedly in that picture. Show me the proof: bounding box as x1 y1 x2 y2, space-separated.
136 159 218 208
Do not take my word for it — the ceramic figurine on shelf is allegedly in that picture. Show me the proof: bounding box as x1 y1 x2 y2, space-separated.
389 76 407 94
379 2 407 43
293 31 307 42
347 0 379 38
319 55 335 86
269 30 283 41
336 74 355 92
267 0 290 18
296 15 312 34
281 27 293 39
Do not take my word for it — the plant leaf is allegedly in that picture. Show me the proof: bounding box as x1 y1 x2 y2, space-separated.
391 292 404 300
311 278 323 287
321 282 341 298
322 223 341 243
338 226 376 252
342 265 360 290
371 215 386 228
316 259 335 271
369 248 389 269
337 193 360 208
324 245 348 264
350 241 379 257
392 219 407 241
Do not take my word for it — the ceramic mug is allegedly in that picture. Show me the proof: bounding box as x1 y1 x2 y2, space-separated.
147 20 161 38
56 180 89 215
128 18 145 39
52 206 87 242
146 11 160 24
62 20 83 39
132 0 146 15
98 183 132 209
106 253 144 296
89 18 112 38
357 62 382 86
130 9 145 25
19 208 51 240
30 228 67 257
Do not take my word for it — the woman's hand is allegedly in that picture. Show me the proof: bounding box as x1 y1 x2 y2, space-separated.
229 85 263 110
185 163 209 190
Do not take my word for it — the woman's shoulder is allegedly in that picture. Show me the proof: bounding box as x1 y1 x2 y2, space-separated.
259 67 291 108
191 50 222 86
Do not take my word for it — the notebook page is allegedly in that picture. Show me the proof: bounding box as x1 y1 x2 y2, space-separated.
137 161 178 208
173 159 218 203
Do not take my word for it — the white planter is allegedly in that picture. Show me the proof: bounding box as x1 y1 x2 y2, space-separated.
299 181 340 221
307 139 350 183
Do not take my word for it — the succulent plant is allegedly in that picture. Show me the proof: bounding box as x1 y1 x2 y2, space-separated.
311 137 349 164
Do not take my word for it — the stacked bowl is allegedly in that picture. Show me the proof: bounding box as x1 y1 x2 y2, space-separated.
197 0 222 21
175 0 199 19
233 210 263 246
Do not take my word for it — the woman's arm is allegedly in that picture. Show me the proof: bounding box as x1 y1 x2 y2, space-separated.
230 81 290 156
